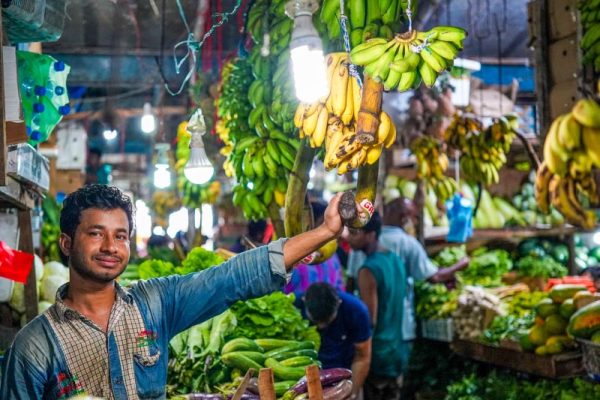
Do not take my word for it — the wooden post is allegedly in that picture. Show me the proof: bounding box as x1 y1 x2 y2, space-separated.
530 0 551 138
0 14 6 186
306 364 323 399
258 368 276 400
19 209 37 322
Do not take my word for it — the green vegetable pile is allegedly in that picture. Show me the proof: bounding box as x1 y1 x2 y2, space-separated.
457 248 513 287
445 370 600 400
229 292 320 348
514 255 567 279
415 281 458 319
41 195 62 263
433 245 467 267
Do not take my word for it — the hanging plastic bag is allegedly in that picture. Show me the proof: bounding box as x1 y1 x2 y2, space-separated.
446 193 473 243
17 51 70 145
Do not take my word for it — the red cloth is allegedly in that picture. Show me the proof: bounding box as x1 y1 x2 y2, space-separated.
0 241 34 284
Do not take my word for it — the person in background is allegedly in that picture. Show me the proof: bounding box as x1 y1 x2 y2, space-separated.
85 148 111 185
345 212 408 400
229 219 268 253
284 201 345 298
296 282 371 399
580 265 600 291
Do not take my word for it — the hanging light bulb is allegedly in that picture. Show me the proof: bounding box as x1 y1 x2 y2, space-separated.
153 143 171 189
141 102 156 134
184 109 214 185
103 128 118 141
286 0 328 103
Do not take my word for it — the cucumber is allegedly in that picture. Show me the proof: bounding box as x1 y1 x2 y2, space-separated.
265 357 306 381
280 356 315 367
272 349 319 362
221 352 263 371
222 337 264 354
275 381 297 396
225 351 266 366
254 338 297 351
264 341 315 358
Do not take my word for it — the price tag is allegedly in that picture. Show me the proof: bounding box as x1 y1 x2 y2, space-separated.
357 199 375 225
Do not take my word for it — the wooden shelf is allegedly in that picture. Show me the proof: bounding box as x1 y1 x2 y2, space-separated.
425 226 578 245
451 339 584 379
0 175 37 210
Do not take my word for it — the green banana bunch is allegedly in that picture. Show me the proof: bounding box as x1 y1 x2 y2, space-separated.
579 0 600 72
320 0 413 47
350 26 467 91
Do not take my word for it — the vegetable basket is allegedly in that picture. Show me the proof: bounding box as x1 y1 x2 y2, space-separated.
576 339 600 382
421 318 453 342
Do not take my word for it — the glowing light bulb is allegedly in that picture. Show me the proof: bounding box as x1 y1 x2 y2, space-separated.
141 102 156 133
103 129 118 141
184 108 214 185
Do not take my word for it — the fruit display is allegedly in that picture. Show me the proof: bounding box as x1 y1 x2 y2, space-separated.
512 172 565 227
149 191 182 228
294 53 396 174
320 0 413 46
403 87 456 145
350 26 467 90
514 239 569 279
409 135 457 203
457 248 513 288
535 99 600 229
568 298 600 339
415 281 458 320
580 0 600 72
445 114 518 186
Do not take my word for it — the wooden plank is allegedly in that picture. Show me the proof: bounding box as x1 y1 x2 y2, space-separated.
529 0 552 138
18 209 37 323
0 175 36 210
0 14 6 186
451 339 584 378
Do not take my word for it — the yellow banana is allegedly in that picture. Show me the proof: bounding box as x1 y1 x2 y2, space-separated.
376 111 391 144
330 58 350 116
302 103 323 136
384 117 396 148
543 115 569 176
582 125 600 167
341 77 354 125
572 98 600 128
556 112 582 151
534 161 553 214
366 144 384 164
294 103 306 128
312 107 329 148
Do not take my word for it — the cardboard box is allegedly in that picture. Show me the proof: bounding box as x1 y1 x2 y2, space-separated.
548 35 579 84
55 122 87 170
51 168 84 197
549 79 579 119
7 143 50 191
549 0 578 41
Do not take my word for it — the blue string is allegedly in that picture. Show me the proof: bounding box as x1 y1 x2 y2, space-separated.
167 0 243 96
338 0 362 89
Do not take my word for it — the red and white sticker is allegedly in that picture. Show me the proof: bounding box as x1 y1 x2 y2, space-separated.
302 251 318 264
357 199 375 225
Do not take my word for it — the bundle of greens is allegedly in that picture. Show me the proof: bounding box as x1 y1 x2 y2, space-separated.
415 281 459 320
229 292 320 348
177 247 224 275
514 255 568 278
433 245 467 267
458 248 512 287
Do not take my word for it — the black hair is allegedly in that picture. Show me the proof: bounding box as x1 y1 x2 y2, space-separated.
311 201 328 224
362 211 382 239
248 220 267 241
59 184 134 264
88 148 102 157
305 282 339 323
582 265 600 281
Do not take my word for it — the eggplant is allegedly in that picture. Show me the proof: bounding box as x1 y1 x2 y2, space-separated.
246 377 259 395
322 379 353 400
282 368 352 399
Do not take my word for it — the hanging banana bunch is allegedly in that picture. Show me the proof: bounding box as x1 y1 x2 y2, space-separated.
294 53 396 175
350 26 467 91
580 0 600 73
535 99 600 229
409 136 457 203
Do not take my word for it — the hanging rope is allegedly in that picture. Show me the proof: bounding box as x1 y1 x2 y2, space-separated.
167 0 244 96
338 0 363 88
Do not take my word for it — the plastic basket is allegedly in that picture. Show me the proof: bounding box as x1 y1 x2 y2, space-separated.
577 339 600 382
421 318 454 342
2 0 68 43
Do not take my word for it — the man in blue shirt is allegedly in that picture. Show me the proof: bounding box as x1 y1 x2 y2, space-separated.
296 282 371 399
1 184 345 399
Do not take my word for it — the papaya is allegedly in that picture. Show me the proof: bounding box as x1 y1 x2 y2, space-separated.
536 298 559 318
545 340 563 354
535 345 548 356
567 300 600 338
549 284 588 303
559 298 576 319
518 330 535 351
545 314 568 335
529 325 550 346
574 292 600 310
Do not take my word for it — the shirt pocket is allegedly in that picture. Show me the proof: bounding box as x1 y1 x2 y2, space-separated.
134 344 165 399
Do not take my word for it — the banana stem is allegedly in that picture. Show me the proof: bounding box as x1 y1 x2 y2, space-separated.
268 201 285 239
284 139 317 236
338 161 380 228
356 75 384 145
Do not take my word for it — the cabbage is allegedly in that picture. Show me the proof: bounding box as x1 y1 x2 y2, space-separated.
43 261 69 280
40 274 67 302
9 283 25 313
38 301 52 314
34 255 44 282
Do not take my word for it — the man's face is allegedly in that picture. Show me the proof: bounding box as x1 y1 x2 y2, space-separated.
343 227 374 252
60 208 131 283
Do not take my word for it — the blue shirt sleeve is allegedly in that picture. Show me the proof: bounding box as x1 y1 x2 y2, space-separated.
130 240 288 339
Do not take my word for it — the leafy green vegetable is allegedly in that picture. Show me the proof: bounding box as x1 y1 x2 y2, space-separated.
138 259 177 279
433 245 467 267
415 281 458 319
458 248 512 287
514 255 568 278
147 246 181 266
177 247 224 275
481 314 535 344
229 292 320 348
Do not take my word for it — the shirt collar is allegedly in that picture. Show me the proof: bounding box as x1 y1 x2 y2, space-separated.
53 281 133 322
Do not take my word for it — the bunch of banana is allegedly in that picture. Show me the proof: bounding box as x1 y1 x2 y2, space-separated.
350 26 467 91
579 0 600 72
448 115 517 186
534 98 600 229
150 191 182 228
294 53 396 174
320 0 413 46
409 135 456 202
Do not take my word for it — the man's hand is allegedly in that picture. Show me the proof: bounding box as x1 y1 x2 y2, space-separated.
456 257 470 270
322 192 344 237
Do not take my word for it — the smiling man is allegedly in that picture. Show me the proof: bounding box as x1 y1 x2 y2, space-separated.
0 184 344 399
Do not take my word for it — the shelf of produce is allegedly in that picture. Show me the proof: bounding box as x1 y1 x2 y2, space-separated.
450 339 584 379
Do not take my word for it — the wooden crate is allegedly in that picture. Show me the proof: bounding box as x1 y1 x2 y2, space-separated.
451 339 584 379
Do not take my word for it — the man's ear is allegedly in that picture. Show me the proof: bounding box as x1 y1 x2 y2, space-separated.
59 233 72 259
